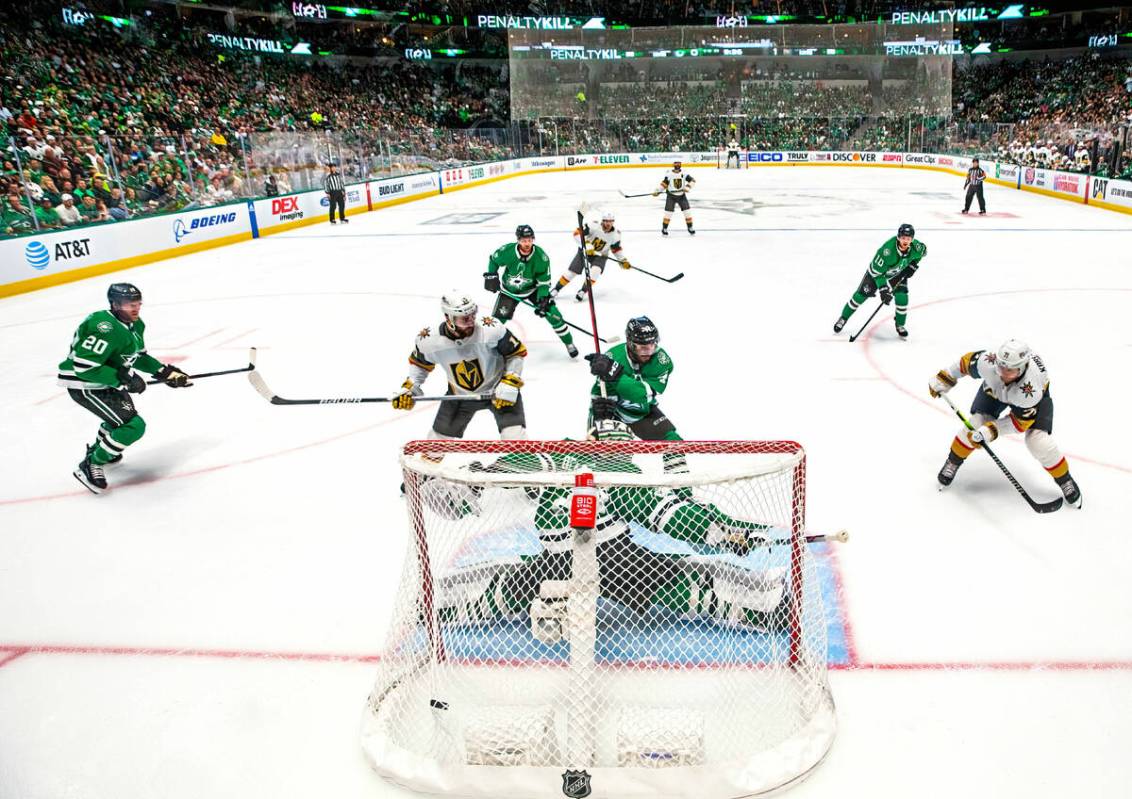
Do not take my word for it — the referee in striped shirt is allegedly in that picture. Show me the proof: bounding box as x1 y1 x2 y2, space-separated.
962 158 986 215
323 163 347 224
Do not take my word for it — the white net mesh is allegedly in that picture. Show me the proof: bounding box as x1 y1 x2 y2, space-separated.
362 440 835 798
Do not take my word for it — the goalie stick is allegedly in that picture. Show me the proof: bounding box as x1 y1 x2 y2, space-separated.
248 370 489 406
940 393 1064 513
146 347 258 384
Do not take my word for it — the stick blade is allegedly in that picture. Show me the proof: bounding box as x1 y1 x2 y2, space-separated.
667 272 685 283
1030 496 1065 514
247 370 278 403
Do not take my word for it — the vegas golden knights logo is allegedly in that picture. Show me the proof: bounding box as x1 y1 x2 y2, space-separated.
453 358 484 391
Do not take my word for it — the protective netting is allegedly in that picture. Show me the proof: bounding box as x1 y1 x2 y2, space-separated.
508 23 953 127
362 440 835 798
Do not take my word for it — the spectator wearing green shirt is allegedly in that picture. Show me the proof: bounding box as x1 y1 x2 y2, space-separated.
35 197 62 229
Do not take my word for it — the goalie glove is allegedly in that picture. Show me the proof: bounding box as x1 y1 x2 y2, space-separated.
483 272 500 294
879 286 893 305
928 370 957 398
154 363 192 388
964 421 999 447
584 352 623 383
392 379 420 411
492 373 523 409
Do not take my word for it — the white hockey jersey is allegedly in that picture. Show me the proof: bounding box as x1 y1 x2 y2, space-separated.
575 222 623 258
945 348 1050 431
659 170 694 196
406 317 526 396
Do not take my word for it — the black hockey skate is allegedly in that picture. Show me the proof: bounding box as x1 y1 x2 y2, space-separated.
1055 474 1082 509
661 227 669 236
895 324 909 339
937 452 963 489
574 288 588 302
566 343 579 359
687 227 696 235
833 317 848 334
74 454 107 494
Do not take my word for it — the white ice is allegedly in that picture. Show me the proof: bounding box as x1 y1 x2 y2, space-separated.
1 165 1131 798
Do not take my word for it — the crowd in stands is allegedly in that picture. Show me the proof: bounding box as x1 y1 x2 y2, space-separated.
3 3 1131 237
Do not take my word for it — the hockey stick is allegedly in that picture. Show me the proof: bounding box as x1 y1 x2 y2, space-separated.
147 347 258 384
848 267 916 342
940 393 1064 513
579 209 604 357
247 370 489 406
618 190 654 198
847 301 885 343
519 296 619 344
611 257 684 284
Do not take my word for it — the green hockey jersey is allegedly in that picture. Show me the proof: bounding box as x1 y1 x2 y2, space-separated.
58 310 163 390
868 236 927 288
590 343 674 424
486 243 552 300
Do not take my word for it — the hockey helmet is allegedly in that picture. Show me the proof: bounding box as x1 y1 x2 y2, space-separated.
897 223 915 238
995 339 1031 372
515 224 535 240
626 316 659 346
441 290 477 320
107 282 142 307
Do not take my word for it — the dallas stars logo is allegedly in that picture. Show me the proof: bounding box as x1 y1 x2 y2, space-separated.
506 274 528 289
1021 381 1035 398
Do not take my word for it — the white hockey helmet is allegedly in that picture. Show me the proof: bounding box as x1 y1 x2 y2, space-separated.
441 290 477 320
588 418 633 442
995 339 1031 372
601 209 615 222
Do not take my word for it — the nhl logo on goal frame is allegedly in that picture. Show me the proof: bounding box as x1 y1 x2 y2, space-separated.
561 769 592 798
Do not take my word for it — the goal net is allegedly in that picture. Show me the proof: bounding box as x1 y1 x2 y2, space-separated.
362 440 835 798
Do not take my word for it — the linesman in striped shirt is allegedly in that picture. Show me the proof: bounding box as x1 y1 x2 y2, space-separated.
323 163 347 224
962 158 987 215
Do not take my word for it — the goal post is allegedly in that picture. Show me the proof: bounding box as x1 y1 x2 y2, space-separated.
362 440 836 798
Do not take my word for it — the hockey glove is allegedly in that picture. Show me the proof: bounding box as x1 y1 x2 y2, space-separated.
391 380 419 411
651 190 660 197
154 364 192 388
492 373 523 410
533 295 554 318
585 353 623 383
118 369 146 394
879 287 893 305
483 272 500 294
590 395 619 422
964 421 999 448
585 247 597 257
619 259 632 270
928 370 957 398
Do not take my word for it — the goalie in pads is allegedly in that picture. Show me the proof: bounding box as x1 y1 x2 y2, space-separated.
425 418 791 637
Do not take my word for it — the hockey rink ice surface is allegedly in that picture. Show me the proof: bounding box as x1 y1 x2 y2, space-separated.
1 164 1131 798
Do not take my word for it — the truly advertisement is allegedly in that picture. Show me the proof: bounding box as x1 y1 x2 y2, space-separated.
786 152 810 162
